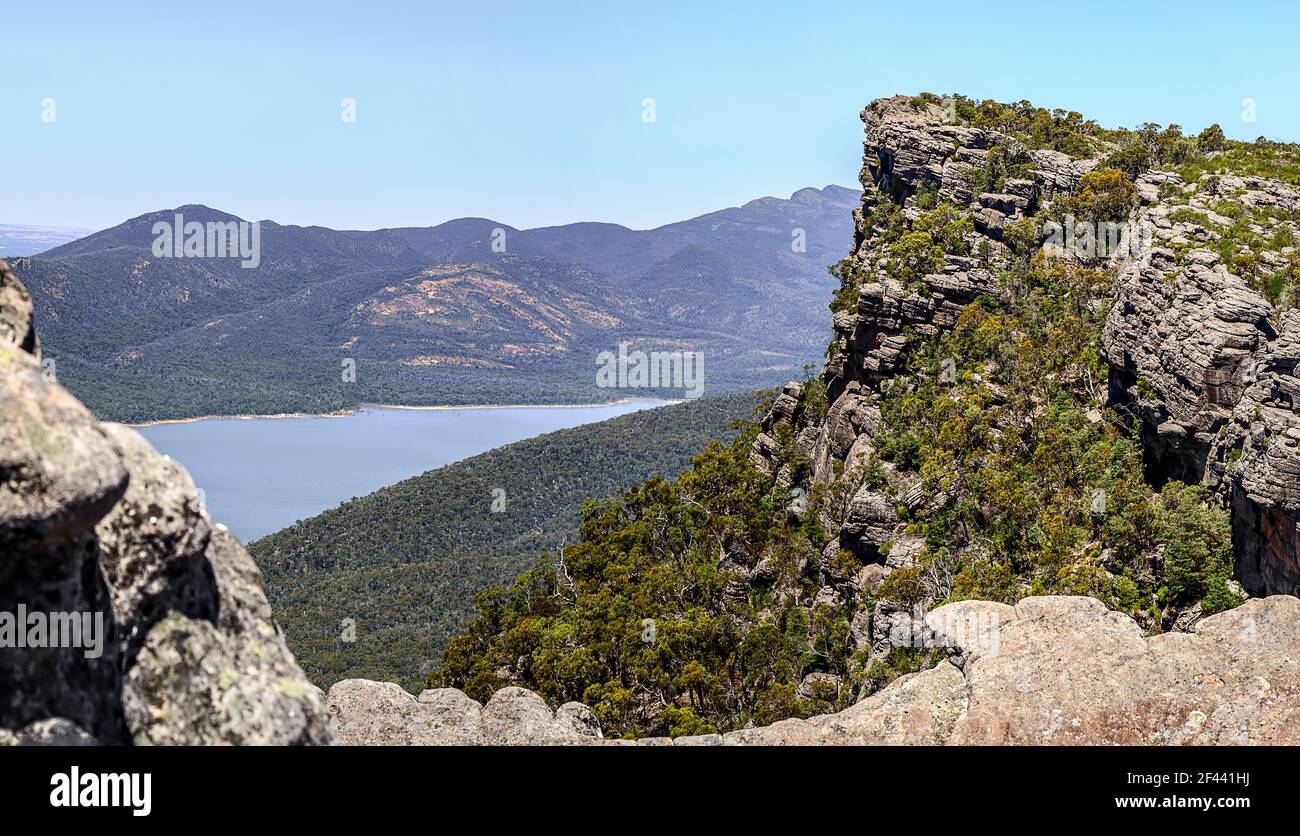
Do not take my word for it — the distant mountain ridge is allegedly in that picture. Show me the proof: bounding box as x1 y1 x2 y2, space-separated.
10 186 858 422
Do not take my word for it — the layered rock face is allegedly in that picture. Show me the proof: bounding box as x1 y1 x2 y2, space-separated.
751 95 1300 610
0 260 332 745
1104 177 1300 598
818 98 1088 402
330 595 1300 745
1218 310 1300 595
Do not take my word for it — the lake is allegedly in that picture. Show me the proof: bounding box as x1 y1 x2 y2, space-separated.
137 401 664 543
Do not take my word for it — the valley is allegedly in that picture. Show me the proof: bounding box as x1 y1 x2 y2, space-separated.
246 390 767 691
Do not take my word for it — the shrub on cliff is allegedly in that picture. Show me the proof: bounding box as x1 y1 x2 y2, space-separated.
887 203 973 285
1155 482 1239 613
1063 168 1137 221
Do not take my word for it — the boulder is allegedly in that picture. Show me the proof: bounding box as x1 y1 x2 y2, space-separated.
480 687 599 745
555 702 603 739
944 595 1300 744
0 349 128 552
0 265 332 745
123 612 331 745
327 680 480 745
0 260 37 355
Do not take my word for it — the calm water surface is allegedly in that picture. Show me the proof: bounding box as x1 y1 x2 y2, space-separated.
138 402 662 543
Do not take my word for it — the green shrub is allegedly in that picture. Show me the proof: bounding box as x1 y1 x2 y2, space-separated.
1064 168 1137 221
1155 481 1235 608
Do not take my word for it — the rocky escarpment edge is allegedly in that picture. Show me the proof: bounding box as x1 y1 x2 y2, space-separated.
328 594 1300 745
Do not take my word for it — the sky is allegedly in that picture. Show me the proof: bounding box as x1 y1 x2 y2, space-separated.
3 0 1299 231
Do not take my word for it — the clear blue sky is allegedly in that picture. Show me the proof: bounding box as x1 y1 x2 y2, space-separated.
4 0 1298 231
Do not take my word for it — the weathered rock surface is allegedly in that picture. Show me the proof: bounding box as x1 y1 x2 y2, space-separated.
1102 208 1300 598
0 261 332 745
329 595 1300 745
1100 162 1300 600
940 595 1300 744
1208 310 1300 595
0 260 38 356
327 679 601 745
0 337 128 554
0 717 96 746
327 680 483 745
722 660 967 745
754 94 1300 624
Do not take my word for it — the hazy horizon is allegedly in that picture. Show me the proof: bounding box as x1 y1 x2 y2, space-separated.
2 183 859 238
6 1 1299 231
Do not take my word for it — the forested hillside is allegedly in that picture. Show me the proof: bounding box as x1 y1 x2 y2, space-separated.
248 391 767 690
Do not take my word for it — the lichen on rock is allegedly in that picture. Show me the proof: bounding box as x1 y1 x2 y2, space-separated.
0 259 332 745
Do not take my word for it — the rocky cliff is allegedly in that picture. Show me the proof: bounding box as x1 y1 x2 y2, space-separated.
1103 183 1300 598
0 260 332 745
752 94 1300 614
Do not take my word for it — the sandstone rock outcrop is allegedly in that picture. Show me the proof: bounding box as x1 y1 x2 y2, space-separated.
751 94 1300 625
735 594 1300 745
327 679 602 745
1101 176 1300 598
330 595 1300 745
1214 310 1300 595
0 259 332 745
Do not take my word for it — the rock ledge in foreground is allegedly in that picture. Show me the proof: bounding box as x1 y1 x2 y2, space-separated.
328 595 1300 745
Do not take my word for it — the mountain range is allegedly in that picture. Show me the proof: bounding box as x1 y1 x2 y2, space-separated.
9 186 858 422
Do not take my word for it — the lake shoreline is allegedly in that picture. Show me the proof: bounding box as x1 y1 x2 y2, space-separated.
125 398 676 428
134 399 670 542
